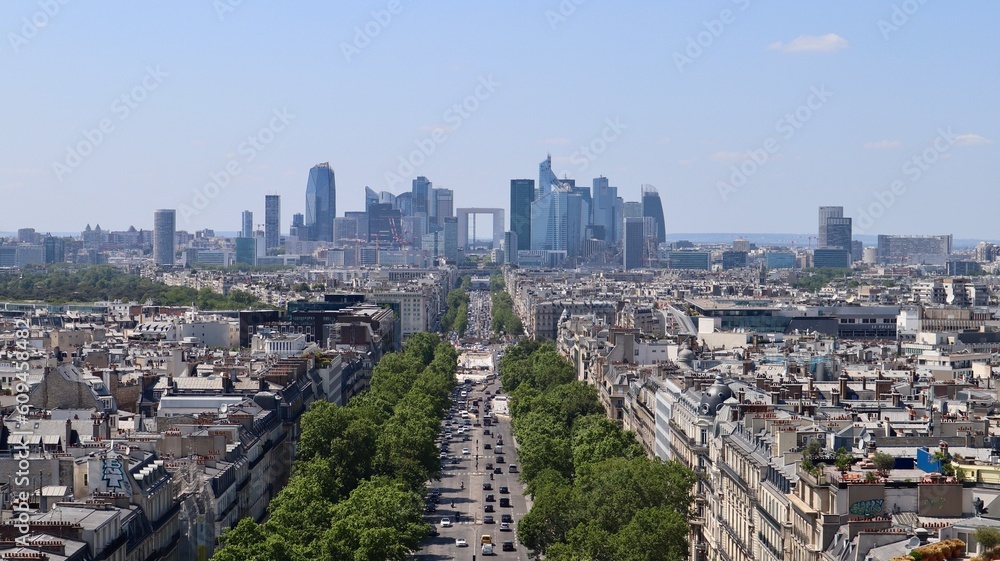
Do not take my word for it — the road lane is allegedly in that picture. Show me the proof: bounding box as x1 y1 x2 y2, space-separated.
413 371 531 560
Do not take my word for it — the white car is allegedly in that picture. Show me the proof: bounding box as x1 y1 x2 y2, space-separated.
441 518 452 527
456 538 468 547
462 448 470 455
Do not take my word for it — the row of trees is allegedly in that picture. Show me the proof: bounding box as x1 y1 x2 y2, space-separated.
212 333 458 561
793 267 854 292
501 340 696 560
439 288 469 336
489 283 523 336
0 265 270 308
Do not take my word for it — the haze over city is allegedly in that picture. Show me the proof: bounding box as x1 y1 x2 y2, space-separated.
2 1 998 237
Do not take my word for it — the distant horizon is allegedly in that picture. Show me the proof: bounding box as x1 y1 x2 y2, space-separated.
4 230 995 250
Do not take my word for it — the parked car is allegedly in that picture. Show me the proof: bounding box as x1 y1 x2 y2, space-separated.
483 515 494 524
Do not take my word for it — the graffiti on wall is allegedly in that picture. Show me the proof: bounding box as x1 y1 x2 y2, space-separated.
849 499 884 516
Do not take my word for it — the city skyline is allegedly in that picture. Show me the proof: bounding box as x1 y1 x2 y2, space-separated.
3 2 998 237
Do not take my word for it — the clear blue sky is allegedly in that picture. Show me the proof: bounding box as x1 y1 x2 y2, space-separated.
1 1 997 238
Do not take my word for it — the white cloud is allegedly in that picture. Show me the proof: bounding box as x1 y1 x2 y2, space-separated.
954 133 992 146
769 33 848 53
864 139 901 149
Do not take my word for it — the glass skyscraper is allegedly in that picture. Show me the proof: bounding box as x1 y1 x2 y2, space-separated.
539 154 559 199
623 217 644 270
412 176 431 215
305 162 336 242
510 179 534 251
241 210 253 238
641 184 666 244
817 206 843 248
153 209 176 266
264 195 281 253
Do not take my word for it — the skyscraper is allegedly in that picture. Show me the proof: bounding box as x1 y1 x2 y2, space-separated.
264 195 280 253
431 188 454 227
818 206 843 248
153 209 176 266
368 203 401 245
641 185 665 244
412 176 431 215
566 189 590 258
241 210 253 238
305 163 336 242
395 191 413 217
510 179 534 251
623 201 642 219
290 213 306 239
623 217 644 270
530 190 567 252
364 186 379 212
591 177 618 242
825 217 852 251
539 154 559 199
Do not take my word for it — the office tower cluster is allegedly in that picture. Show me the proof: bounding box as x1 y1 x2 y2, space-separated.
507 154 664 270
347 177 455 254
